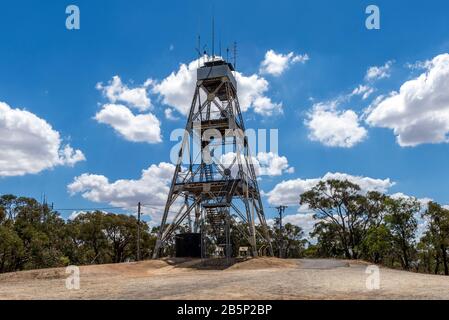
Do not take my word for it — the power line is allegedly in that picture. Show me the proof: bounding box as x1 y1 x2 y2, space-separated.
54 206 128 211
55 204 165 211
53 203 179 215
137 202 141 261
141 204 180 215
272 205 288 259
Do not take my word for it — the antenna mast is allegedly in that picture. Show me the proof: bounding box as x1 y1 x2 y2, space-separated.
233 41 237 69
196 35 201 68
212 16 215 59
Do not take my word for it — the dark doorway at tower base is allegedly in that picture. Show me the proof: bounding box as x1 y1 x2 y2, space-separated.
175 233 201 258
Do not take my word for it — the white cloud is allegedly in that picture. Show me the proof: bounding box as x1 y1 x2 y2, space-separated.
365 61 393 81
252 96 283 116
0 102 85 177
234 72 282 115
304 61 386 149
95 76 162 144
268 212 316 238
266 172 395 206
254 152 294 176
58 145 86 167
351 85 375 100
96 76 152 111
305 102 368 148
68 162 176 221
259 50 309 77
219 152 293 177
152 57 283 116
390 192 432 207
366 53 449 147
164 108 179 121
68 210 87 220
95 104 162 144
152 59 198 116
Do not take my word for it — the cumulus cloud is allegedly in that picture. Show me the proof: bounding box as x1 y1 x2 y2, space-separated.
234 72 282 115
254 152 294 176
304 59 395 148
390 192 432 207
252 96 283 116
58 145 86 167
95 76 162 144
95 104 162 143
265 172 395 206
96 76 153 111
267 212 316 239
259 50 309 77
152 57 283 116
68 162 176 221
366 53 449 147
219 152 293 177
305 102 368 148
365 61 393 81
152 59 198 115
0 102 85 177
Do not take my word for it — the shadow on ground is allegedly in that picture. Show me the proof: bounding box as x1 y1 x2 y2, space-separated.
162 257 249 270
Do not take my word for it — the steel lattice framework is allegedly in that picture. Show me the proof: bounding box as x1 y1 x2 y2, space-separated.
152 58 273 259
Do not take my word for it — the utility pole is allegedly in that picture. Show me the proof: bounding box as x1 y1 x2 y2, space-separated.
275 206 288 258
137 202 141 261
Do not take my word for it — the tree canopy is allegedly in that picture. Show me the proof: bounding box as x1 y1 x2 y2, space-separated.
1 183 448 277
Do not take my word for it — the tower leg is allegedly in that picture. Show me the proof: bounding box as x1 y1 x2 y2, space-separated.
152 239 163 259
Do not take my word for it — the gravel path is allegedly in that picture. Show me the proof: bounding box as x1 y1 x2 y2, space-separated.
1 258 449 300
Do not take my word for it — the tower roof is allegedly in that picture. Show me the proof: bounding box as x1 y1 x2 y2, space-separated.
203 59 235 71
197 58 237 92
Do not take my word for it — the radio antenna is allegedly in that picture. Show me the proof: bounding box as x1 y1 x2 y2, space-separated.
233 41 237 69
195 35 201 68
212 16 215 60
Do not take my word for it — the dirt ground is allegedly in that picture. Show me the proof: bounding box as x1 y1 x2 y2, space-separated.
1 258 449 300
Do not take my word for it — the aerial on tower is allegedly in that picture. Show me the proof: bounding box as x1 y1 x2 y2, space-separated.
152 55 273 259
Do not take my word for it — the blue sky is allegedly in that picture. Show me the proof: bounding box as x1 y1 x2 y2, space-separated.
1 0 449 227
